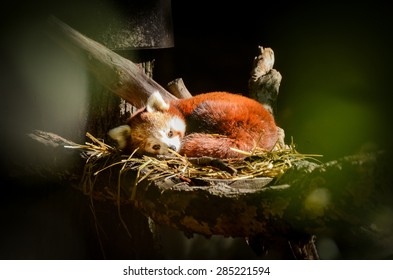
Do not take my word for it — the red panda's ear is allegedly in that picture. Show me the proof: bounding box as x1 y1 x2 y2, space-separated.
108 125 131 149
146 91 170 112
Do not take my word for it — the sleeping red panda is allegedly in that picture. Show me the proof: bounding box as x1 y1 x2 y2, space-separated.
108 91 278 159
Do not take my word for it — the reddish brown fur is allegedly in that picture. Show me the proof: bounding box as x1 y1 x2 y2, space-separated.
170 92 278 158
113 91 279 158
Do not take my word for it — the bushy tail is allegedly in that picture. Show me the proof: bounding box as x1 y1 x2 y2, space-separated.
179 133 253 159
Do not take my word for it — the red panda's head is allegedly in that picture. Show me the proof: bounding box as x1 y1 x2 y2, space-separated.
108 91 186 156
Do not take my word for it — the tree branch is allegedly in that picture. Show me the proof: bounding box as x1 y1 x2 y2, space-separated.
27 130 393 258
248 46 282 116
45 16 177 108
167 78 193 99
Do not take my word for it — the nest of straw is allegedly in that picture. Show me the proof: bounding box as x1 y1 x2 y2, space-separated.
66 133 321 202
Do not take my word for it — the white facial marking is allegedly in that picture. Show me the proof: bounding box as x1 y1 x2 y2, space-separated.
145 116 185 154
170 116 186 136
154 130 179 152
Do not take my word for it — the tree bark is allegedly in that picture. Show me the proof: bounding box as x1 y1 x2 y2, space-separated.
130 152 390 242
167 78 193 99
248 46 281 116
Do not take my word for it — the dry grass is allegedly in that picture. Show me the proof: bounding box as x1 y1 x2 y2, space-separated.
68 133 322 195
65 133 322 240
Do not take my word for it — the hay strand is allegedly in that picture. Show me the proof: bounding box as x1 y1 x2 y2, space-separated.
66 133 322 203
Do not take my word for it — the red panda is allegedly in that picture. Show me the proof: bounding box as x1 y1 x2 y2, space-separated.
109 91 278 159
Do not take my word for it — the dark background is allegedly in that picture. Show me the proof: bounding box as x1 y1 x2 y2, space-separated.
0 0 392 259
171 1 393 161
